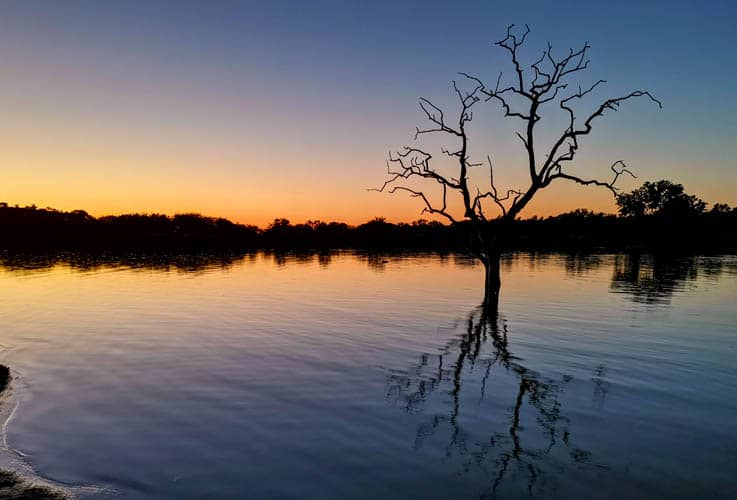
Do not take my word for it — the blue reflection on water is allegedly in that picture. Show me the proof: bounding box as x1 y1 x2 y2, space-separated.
0 252 735 499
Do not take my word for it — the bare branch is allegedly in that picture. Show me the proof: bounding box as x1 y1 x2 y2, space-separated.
545 160 636 195
416 98 462 138
385 185 458 224
496 24 531 95
374 81 487 222
540 89 662 182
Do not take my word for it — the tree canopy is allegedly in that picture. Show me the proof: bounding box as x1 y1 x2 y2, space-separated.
616 180 706 217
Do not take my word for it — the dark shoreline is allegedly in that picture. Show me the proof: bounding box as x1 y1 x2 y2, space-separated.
0 365 69 500
1 205 736 254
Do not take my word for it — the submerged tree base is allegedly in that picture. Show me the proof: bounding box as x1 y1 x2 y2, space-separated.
481 254 502 314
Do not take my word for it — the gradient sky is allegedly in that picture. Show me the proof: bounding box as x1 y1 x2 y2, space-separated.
1 0 736 226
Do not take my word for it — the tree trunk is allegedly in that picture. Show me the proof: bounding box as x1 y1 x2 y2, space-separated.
482 252 501 314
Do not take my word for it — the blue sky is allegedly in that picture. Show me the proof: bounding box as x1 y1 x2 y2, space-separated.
1 0 735 223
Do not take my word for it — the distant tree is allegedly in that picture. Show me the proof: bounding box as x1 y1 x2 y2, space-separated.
710 203 733 214
269 218 291 229
557 208 603 219
70 209 92 220
377 25 660 310
616 180 706 217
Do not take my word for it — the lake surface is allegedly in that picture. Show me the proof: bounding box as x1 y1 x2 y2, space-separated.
0 252 735 499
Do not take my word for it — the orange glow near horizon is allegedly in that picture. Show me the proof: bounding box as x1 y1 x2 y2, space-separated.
0 113 729 227
1 118 622 226
0 153 715 228
0 171 622 228
0 115 678 227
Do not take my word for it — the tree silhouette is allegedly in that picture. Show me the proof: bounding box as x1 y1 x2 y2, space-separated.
710 203 734 214
377 25 661 310
616 180 706 217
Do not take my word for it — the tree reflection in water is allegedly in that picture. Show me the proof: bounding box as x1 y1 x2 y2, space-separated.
386 305 605 498
608 254 737 304
610 254 698 304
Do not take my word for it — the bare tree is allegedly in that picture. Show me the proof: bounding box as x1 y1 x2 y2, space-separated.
376 25 661 310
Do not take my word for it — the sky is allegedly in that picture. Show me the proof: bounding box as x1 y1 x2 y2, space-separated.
1 0 736 226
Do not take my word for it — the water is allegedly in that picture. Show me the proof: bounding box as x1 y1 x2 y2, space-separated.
0 252 735 499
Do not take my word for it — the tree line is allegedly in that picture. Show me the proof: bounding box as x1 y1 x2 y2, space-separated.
0 181 734 253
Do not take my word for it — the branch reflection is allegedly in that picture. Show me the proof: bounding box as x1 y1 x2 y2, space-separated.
386 305 606 498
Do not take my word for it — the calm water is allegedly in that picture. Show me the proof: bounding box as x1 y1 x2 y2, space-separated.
0 252 735 499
